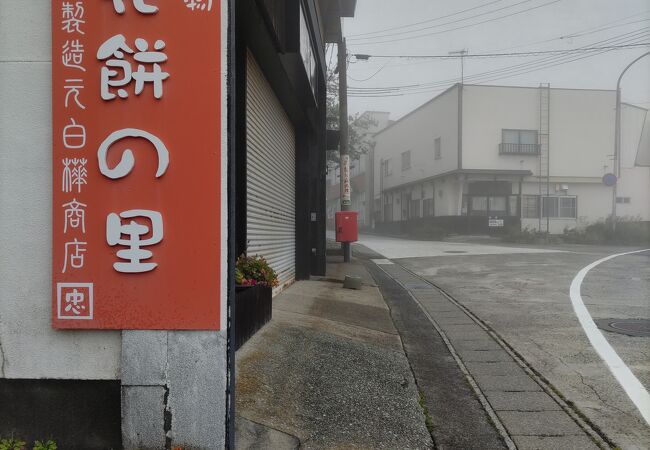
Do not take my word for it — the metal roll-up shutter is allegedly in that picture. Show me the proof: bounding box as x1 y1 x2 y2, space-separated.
246 51 296 290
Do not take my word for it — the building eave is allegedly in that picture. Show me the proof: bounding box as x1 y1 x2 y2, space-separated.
380 169 533 193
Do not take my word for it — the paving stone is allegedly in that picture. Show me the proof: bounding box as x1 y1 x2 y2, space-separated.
457 350 514 362
434 310 472 318
484 391 562 411
411 291 447 301
473 374 542 392
452 339 503 351
439 324 483 333
422 303 461 312
464 361 522 376
435 316 476 326
445 329 493 341
497 411 584 436
513 435 599 449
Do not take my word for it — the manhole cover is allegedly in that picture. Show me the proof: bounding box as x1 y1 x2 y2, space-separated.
444 250 467 254
594 318 650 337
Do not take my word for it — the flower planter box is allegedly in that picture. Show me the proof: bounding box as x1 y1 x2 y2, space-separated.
234 285 272 350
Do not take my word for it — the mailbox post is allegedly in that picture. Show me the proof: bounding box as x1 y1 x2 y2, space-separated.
335 211 358 246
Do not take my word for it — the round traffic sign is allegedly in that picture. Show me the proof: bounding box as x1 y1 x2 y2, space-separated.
602 173 617 187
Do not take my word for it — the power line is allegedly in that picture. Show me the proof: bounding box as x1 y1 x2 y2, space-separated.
348 58 395 82
348 31 650 96
349 28 650 89
349 29 650 92
488 11 650 52
349 0 539 41
349 0 564 46
348 40 647 96
347 14 650 70
352 43 650 60
348 0 506 38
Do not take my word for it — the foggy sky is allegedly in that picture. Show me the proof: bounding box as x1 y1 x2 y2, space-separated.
341 0 650 119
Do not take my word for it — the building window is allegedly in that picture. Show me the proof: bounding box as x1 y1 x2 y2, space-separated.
616 197 631 204
434 137 442 160
470 196 488 216
500 129 539 155
299 3 317 98
401 151 411 171
382 159 392 176
509 196 519 217
489 196 507 215
410 199 420 218
383 195 393 222
522 195 540 218
542 196 577 218
423 198 434 217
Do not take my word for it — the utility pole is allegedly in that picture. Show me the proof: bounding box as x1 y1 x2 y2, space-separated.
339 38 352 262
612 51 650 231
449 49 468 84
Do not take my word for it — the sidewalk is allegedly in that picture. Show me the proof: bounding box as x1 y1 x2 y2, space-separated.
235 254 433 449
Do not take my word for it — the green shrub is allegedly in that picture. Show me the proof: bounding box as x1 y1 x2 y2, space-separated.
33 441 57 450
564 217 650 245
502 227 547 244
0 439 26 450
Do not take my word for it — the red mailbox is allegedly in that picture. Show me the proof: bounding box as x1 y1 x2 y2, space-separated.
335 211 358 242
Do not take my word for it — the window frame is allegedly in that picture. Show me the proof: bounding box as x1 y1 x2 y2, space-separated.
522 195 540 219
401 150 411 171
502 129 538 145
434 137 442 160
500 129 539 155
541 195 577 219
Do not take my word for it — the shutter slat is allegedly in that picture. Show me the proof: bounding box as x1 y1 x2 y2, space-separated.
246 51 296 291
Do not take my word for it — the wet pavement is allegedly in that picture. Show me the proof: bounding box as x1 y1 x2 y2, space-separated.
357 234 650 449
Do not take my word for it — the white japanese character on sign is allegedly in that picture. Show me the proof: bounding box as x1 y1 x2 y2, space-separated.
184 0 213 12
63 199 87 234
110 0 159 15
62 158 88 193
64 288 87 315
61 2 85 34
106 210 163 273
63 238 87 272
97 34 169 100
97 129 169 179
63 118 86 149
57 283 93 320
64 79 86 109
62 40 85 71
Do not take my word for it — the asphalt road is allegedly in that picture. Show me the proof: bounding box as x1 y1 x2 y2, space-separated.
356 234 650 450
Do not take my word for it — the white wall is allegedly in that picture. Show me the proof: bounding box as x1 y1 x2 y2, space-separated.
462 85 541 174
373 86 459 197
619 105 650 220
464 86 650 224
462 85 619 178
636 114 650 166
550 89 617 178
0 1 121 379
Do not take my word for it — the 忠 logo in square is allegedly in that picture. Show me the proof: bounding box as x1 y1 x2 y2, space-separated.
57 283 93 320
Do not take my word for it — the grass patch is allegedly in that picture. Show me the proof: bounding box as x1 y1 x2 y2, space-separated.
418 391 435 436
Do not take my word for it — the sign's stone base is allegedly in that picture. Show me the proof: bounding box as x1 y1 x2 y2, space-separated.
121 330 228 450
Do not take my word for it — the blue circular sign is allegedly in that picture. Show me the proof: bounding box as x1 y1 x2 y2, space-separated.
602 173 617 187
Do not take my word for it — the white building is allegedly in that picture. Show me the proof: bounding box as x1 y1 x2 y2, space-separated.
373 84 650 234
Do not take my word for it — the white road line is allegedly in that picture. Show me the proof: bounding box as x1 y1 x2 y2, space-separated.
569 248 650 426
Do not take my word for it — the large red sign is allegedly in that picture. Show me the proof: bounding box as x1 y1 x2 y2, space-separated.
52 0 225 329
